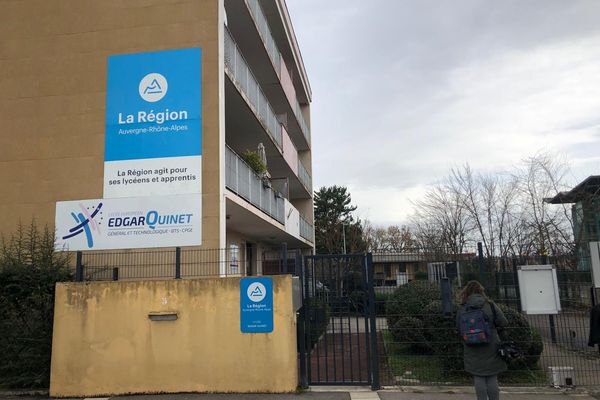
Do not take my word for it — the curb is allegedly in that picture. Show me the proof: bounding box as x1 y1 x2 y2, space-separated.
0 390 48 398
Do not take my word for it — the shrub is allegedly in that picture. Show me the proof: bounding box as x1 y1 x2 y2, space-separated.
0 222 72 388
375 292 393 314
306 297 330 348
496 304 543 368
386 281 439 328
385 282 543 374
414 271 428 281
241 150 267 175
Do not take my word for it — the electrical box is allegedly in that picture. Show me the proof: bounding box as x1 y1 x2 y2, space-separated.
548 366 575 387
517 265 561 315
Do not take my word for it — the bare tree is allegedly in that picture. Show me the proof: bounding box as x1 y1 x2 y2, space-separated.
410 180 472 254
407 152 574 258
364 222 415 252
516 152 574 255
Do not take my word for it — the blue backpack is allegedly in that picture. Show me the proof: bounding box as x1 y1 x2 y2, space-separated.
460 304 492 345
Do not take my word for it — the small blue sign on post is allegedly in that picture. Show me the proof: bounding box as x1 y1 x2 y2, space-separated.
240 277 273 333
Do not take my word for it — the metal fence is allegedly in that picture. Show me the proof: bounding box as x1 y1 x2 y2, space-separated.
369 248 600 387
75 245 306 282
224 27 282 148
226 146 285 224
298 159 312 193
300 214 314 242
297 248 599 388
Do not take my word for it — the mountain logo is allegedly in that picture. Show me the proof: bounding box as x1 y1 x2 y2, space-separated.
247 282 267 303
139 73 168 102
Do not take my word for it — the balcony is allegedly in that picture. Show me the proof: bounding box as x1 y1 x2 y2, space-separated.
298 159 311 194
225 27 312 199
224 27 282 150
225 1 311 150
299 214 314 243
226 146 284 224
245 0 311 146
226 146 314 246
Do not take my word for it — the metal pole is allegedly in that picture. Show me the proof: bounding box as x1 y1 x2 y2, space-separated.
297 252 308 388
75 251 83 282
512 257 522 312
441 277 453 317
175 247 181 279
342 224 347 254
541 254 557 344
366 253 380 390
477 242 487 288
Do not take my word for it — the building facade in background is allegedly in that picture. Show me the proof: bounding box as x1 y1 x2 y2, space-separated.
0 0 314 274
547 175 600 271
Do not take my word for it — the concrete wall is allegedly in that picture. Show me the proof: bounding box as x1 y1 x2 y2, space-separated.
50 276 297 397
0 0 225 248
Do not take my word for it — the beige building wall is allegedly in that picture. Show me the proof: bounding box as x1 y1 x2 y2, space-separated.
50 276 297 397
0 0 225 248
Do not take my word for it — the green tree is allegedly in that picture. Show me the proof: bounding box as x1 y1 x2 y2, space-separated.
314 186 366 254
0 221 71 388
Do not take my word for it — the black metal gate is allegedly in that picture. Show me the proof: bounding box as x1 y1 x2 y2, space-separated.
298 253 380 389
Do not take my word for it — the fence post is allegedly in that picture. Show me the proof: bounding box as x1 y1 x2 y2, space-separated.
75 251 84 282
366 252 380 390
512 257 522 311
541 255 558 344
175 247 181 279
441 277 453 317
297 252 308 388
477 242 487 289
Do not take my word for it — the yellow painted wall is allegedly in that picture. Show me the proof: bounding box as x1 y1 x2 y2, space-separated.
0 0 225 248
50 276 297 397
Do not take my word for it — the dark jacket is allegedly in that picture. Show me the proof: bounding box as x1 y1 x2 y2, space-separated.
588 304 600 347
456 294 508 376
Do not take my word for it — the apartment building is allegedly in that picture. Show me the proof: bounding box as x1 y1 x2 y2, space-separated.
0 0 315 273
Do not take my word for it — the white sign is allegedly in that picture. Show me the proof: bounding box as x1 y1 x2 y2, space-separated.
104 48 202 198
517 265 561 315
55 194 201 251
103 156 201 198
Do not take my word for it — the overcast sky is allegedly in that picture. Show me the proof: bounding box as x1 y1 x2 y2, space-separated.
286 0 600 226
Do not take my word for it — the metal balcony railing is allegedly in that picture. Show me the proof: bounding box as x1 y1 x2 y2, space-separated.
298 159 312 193
245 0 311 146
299 214 314 243
224 27 282 149
226 146 285 224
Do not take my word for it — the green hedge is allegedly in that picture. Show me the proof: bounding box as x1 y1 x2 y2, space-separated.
385 281 543 373
0 223 71 388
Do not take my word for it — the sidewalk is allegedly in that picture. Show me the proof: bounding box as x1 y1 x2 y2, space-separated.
1 387 598 400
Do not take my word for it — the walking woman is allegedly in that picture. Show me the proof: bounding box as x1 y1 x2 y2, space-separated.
457 281 508 400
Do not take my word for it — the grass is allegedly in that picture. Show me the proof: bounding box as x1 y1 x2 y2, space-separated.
382 329 546 386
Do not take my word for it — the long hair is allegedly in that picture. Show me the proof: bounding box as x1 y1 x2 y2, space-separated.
458 280 488 305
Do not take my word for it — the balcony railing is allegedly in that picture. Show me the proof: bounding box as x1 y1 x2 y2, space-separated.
224 27 282 149
298 159 312 193
226 146 285 224
299 214 314 243
245 0 311 146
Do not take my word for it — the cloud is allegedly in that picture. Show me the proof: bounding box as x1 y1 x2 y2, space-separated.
287 0 600 225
